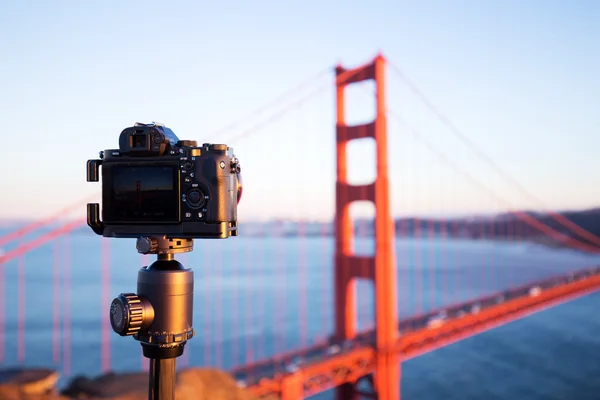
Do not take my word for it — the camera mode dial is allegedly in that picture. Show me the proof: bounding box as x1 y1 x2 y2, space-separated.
110 293 154 337
177 140 198 147
209 144 228 152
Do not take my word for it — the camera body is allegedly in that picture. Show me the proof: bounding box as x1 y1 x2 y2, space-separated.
86 122 242 239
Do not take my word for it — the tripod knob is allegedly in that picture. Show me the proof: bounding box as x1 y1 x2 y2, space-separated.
136 237 158 254
110 293 154 336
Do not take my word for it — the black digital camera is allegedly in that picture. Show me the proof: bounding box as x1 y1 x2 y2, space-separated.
86 122 242 239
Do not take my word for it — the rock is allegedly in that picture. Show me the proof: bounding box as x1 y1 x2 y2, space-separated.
0 368 67 399
0 368 59 394
59 367 274 399
175 368 259 400
60 371 148 399
1 367 274 399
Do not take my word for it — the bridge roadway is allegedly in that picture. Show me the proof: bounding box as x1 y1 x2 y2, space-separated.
228 266 600 398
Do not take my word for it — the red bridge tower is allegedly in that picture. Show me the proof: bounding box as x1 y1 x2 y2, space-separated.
334 54 400 399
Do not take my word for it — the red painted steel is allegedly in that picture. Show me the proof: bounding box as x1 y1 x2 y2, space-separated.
63 235 71 376
397 274 600 361
53 240 60 364
0 218 87 265
333 54 399 400
17 252 25 362
247 270 600 398
0 252 3 362
0 194 96 248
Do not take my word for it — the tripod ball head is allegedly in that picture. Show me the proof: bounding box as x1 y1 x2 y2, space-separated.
110 293 155 336
108 237 195 363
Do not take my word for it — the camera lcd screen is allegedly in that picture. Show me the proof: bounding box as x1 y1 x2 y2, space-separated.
105 165 179 223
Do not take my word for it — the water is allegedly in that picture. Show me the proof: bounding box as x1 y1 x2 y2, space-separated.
1 229 600 399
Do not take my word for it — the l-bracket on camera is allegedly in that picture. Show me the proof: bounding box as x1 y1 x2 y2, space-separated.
86 122 242 400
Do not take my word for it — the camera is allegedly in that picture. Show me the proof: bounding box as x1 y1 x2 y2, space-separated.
86 122 242 239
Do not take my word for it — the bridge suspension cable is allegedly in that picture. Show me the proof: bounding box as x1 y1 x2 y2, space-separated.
387 61 600 247
0 218 86 265
0 193 97 248
223 82 330 145
389 110 599 253
205 68 330 144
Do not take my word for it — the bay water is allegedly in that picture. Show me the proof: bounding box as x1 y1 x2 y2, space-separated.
1 228 600 399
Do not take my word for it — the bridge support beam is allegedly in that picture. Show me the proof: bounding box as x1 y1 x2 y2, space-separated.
281 372 304 400
334 54 400 400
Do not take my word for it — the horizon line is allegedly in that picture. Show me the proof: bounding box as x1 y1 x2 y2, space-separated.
0 206 597 228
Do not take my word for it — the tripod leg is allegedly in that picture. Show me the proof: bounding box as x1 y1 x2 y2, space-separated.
149 358 176 400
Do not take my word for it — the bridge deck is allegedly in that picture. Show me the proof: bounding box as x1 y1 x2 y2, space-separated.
231 266 600 398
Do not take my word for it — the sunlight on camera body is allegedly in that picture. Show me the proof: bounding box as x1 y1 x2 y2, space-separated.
86 122 242 239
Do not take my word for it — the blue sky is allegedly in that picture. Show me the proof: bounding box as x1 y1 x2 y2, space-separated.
1 0 598 221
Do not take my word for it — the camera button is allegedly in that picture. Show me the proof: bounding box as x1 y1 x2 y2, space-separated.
187 189 204 208
182 161 193 170
184 176 192 184
209 144 227 151
188 191 201 203
184 212 192 219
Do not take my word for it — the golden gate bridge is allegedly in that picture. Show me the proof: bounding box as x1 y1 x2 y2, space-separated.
1 54 599 399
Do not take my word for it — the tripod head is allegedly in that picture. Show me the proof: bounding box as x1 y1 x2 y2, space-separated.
109 236 195 360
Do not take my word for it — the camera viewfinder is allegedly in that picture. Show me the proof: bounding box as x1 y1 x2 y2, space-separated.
132 131 147 148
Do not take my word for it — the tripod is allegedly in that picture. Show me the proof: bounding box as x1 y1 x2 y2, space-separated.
109 236 195 400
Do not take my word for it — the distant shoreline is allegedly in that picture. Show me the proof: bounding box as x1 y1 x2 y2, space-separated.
2 208 599 252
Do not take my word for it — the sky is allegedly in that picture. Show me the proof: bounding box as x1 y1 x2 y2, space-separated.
1 0 599 222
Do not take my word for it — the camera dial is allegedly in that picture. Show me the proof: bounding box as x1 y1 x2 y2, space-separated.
136 237 159 254
110 293 154 336
231 157 243 204
186 189 205 208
